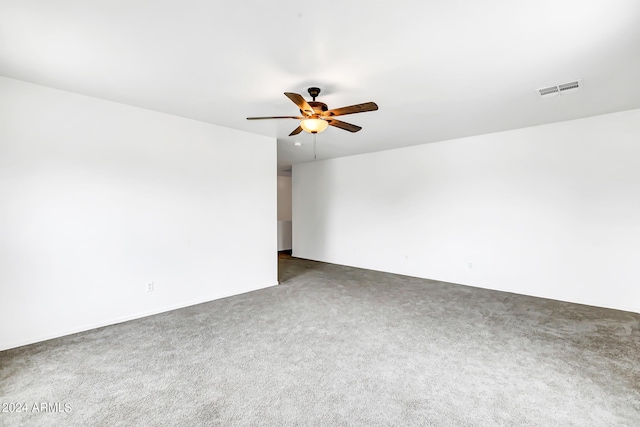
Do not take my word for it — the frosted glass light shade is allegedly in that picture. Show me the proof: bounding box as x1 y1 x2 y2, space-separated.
300 118 328 134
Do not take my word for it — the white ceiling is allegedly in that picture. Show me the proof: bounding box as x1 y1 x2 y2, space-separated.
2 0 640 172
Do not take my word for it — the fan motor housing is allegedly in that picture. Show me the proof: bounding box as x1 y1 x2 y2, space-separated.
308 101 328 114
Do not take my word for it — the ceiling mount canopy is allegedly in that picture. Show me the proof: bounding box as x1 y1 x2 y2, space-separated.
247 87 378 136
307 87 321 101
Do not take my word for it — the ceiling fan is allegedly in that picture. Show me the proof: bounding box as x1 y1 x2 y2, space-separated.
247 87 378 136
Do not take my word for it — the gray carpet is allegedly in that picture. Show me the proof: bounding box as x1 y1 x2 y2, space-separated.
1 255 639 426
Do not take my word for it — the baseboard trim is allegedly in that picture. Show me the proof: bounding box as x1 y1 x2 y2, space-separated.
291 253 640 315
0 281 278 352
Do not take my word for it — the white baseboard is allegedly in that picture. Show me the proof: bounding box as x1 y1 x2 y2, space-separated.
0 281 278 352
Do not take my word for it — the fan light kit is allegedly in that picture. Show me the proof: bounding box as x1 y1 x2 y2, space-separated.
247 87 378 136
300 118 329 134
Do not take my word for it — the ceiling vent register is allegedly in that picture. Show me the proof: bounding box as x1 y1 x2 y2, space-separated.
536 79 582 97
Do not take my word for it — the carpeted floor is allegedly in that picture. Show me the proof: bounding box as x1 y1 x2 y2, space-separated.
1 255 639 426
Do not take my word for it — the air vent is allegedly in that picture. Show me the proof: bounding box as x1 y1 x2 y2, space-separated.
538 86 560 97
536 79 582 97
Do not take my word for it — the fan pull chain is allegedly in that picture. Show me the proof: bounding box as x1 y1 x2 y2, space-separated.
313 134 317 160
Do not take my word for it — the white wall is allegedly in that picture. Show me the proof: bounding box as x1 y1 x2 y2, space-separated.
293 109 640 313
277 176 292 221
277 175 292 251
0 77 277 350
277 220 292 252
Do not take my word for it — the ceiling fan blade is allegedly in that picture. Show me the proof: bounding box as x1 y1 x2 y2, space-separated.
284 92 315 117
246 116 303 120
326 119 362 133
323 102 378 117
289 126 303 136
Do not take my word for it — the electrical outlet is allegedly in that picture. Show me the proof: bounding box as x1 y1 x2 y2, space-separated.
146 282 154 292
